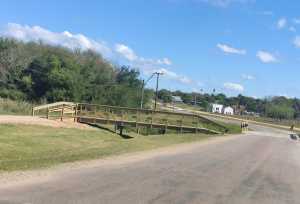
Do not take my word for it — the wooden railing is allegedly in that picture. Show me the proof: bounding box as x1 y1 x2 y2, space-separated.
32 102 228 134
76 103 228 133
32 102 76 121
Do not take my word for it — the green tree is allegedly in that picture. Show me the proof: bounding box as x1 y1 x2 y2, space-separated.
265 104 295 120
158 89 172 103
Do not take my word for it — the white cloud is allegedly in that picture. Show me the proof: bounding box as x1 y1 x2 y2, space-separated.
1 23 112 57
113 43 193 84
113 44 192 84
278 93 295 99
256 51 278 63
241 74 255 80
277 18 287 29
1 23 189 85
293 36 300 48
115 44 138 61
157 58 172 66
200 0 254 7
114 44 172 66
217 43 246 55
224 82 244 92
158 68 193 84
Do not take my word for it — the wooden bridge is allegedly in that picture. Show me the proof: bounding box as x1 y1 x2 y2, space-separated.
32 102 228 135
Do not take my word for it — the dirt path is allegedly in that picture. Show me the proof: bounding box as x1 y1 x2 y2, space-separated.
0 115 93 130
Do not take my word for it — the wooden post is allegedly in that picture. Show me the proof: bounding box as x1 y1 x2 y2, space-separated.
164 119 168 134
136 110 139 133
32 107 34 116
74 104 77 122
114 123 117 133
196 116 199 134
46 107 49 119
106 108 110 125
180 115 184 134
196 117 199 134
150 111 153 130
61 104 64 122
121 109 124 121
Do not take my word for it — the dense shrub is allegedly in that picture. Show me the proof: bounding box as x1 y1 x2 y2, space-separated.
0 38 152 108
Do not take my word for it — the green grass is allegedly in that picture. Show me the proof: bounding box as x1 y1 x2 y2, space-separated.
171 103 205 111
0 98 32 115
162 102 300 130
0 124 219 172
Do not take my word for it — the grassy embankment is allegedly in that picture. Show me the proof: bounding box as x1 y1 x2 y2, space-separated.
0 99 241 172
167 102 300 129
0 124 218 172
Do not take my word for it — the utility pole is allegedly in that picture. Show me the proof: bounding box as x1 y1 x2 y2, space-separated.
154 72 163 110
140 72 162 109
140 80 145 109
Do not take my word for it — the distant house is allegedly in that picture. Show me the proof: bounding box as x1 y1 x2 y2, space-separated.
211 104 223 114
224 106 234 115
172 96 183 103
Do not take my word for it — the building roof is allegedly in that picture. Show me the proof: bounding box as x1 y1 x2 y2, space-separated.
172 96 183 102
212 103 223 107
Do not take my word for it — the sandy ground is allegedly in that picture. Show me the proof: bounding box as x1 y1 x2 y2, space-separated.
0 115 93 130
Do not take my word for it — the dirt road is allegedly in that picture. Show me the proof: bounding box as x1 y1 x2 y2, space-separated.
0 125 300 204
0 115 92 129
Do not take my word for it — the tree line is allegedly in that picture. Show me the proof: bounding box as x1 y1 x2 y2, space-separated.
1 37 299 120
0 38 153 108
158 89 300 120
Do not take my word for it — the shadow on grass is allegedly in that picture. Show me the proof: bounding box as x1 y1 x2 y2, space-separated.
80 122 134 139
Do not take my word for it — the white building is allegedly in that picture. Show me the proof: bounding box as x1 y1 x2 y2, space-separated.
224 106 234 115
212 104 223 114
172 96 183 103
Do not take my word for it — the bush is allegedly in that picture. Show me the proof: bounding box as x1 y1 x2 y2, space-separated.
0 98 32 115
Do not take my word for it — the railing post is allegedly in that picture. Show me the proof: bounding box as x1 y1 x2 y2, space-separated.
136 109 141 134
46 107 49 119
180 115 184 134
61 104 64 122
150 110 153 130
74 104 78 122
106 107 110 124
165 119 168 134
196 117 199 134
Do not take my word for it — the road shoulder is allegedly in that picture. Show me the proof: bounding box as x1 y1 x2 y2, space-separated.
0 133 243 189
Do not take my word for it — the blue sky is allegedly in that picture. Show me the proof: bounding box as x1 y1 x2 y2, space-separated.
1 0 300 98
